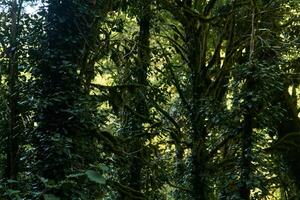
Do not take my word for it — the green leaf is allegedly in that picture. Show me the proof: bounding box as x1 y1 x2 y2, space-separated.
7 179 18 183
99 164 109 172
85 170 106 184
7 189 20 195
43 194 61 200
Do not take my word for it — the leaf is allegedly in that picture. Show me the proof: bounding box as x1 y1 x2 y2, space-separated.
99 164 109 172
43 194 61 200
7 189 20 195
85 170 106 184
7 179 18 183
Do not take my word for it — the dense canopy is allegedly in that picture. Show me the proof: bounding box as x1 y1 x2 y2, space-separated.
0 0 299 199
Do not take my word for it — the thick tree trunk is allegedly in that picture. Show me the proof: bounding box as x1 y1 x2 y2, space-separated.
35 0 82 181
33 0 102 197
190 132 207 200
185 20 209 200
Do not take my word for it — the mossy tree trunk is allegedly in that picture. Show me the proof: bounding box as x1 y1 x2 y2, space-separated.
32 0 104 197
119 1 151 199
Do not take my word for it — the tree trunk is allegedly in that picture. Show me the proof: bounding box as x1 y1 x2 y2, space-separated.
33 0 102 197
239 104 253 200
118 1 151 199
190 132 207 200
6 0 21 183
185 19 209 200
239 8 256 199
174 144 185 200
128 1 151 192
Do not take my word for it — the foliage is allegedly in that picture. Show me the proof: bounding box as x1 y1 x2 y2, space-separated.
0 0 299 199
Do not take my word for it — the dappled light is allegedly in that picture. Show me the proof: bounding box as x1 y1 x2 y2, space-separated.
0 0 299 199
